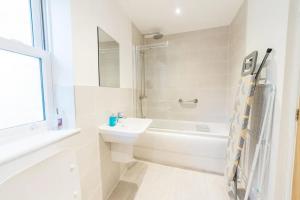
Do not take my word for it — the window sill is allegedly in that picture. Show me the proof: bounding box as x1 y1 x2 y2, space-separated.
0 128 80 166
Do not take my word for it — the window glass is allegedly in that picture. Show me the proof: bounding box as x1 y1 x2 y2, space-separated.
0 49 45 129
0 0 33 45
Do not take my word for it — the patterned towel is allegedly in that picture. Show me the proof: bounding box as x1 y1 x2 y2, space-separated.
225 75 256 199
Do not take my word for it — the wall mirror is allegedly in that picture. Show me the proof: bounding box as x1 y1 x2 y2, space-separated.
97 27 120 88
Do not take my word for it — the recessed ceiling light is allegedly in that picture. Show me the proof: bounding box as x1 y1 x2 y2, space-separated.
175 8 181 15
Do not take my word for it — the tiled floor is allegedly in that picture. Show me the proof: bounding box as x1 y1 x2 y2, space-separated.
108 161 228 200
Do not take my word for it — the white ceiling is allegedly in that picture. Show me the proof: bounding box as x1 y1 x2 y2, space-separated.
116 0 244 35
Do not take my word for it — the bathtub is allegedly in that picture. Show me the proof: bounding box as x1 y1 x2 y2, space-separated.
134 119 229 174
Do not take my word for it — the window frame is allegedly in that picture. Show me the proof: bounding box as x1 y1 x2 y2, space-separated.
30 0 46 49
0 0 53 135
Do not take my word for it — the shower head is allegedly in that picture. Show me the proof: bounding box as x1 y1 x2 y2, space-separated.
144 32 164 40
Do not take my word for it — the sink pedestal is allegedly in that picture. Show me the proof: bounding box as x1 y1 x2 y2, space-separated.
111 143 134 163
99 118 152 164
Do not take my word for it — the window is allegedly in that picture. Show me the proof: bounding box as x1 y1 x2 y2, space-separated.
0 0 45 48
0 50 45 129
0 1 33 45
0 0 51 130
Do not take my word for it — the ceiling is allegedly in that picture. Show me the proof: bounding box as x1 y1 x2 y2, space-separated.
115 0 244 35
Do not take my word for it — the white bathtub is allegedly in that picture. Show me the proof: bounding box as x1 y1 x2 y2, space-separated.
134 119 229 174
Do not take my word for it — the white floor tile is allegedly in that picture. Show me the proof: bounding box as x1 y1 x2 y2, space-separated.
115 161 229 200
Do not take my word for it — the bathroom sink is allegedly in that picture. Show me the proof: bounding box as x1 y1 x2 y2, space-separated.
99 118 152 144
99 118 152 163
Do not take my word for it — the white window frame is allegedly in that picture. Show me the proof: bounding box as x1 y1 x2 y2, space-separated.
30 0 46 49
0 0 53 137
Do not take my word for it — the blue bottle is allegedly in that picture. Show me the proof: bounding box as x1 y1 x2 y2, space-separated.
109 114 118 127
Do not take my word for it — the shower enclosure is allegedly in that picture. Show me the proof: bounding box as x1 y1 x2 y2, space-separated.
134 40 169 118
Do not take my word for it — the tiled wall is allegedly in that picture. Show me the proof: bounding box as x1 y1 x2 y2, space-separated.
227 2 248 117
75 86 134 200
143 27 230 123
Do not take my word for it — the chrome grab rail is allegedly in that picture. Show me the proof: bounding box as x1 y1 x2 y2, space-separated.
178 98 198 104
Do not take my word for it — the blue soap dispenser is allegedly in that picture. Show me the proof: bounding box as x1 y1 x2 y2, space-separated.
108 113 118 127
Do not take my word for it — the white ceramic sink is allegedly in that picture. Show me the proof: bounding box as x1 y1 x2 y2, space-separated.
99 118 152 163
99 118 152 144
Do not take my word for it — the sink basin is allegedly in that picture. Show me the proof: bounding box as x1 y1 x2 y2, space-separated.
99 118 152 144
99 118 152 163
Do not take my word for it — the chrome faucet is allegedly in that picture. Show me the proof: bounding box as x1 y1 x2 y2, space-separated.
117 112 126 119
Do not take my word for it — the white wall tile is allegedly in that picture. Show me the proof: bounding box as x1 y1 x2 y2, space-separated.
144 27 230 122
